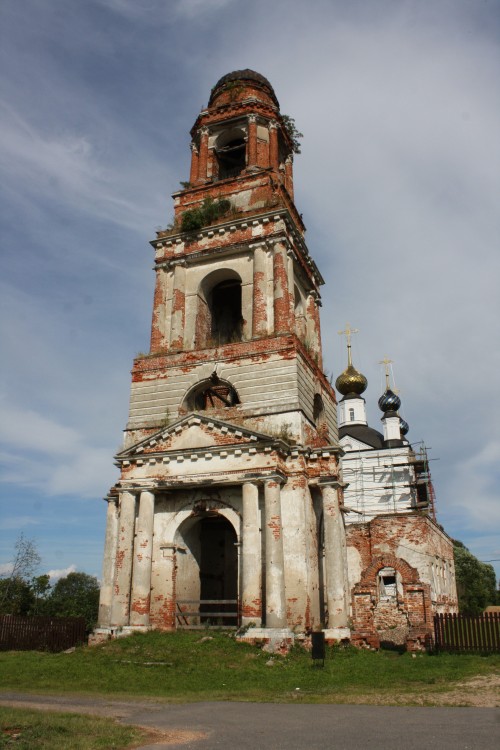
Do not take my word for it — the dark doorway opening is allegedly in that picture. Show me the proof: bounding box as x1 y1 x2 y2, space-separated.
210 279 243 344
199 516 238 625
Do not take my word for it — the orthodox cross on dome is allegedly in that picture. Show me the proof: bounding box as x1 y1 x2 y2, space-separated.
379 356 393 390
338 323 359 367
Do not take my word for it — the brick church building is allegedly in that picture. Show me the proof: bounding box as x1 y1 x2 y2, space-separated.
94 70 457 650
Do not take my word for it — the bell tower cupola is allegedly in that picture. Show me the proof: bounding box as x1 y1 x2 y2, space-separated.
128 70 336 450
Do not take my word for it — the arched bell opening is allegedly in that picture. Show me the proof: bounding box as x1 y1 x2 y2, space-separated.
211 279 243 344
174 512 239 628
195 268 244 348
214 127 246 181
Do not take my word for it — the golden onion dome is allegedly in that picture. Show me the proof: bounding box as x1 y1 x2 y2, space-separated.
335 365 368 396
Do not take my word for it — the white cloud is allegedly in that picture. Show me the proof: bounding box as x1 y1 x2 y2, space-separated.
0 403 118 498
46 565 76 583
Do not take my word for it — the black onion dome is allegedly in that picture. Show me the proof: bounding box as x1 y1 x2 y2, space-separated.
335 365 368 396
209 69 279 107
400 418 409 436
378 389 401 412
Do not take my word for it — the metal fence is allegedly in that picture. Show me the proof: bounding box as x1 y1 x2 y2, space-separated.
433 612 500 653
0 615 86 652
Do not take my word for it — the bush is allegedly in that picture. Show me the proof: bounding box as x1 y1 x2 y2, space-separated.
181 198 232 232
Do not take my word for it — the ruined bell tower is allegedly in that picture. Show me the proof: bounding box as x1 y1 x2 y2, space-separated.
96 70 348 642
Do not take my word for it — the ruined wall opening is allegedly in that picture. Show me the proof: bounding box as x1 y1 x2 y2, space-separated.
378 567 397 599
215 127 246 180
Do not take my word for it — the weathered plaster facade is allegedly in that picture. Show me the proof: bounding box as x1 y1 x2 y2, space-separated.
94 70 457 650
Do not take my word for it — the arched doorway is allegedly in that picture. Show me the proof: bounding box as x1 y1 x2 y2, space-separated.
175 512 238 627
199 516 238 624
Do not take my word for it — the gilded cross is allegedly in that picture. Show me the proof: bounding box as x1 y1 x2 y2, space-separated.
379 356 393 390
338 323 359 366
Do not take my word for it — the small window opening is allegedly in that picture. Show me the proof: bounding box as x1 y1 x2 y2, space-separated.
313 394 325 424
216 138 246 180
349 408 355 421
210 279 243 345
379 567 397 599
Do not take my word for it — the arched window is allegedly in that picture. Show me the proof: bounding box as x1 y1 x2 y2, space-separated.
184 373 240 412
215 127 246 180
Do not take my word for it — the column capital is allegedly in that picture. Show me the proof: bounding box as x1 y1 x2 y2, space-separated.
248 240 268 250
318 477 342 489
190 141 198 153
263 473 286 486
199 125 210 136
269 119 279 130
248 113 257 124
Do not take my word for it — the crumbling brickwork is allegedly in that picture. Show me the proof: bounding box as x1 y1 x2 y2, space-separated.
94 70 457 652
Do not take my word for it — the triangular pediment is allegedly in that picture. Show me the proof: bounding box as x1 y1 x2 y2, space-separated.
117 413 276 459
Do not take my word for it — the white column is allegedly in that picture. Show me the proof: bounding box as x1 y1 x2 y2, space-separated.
98 497 118 628
264 478 287 628
129 490 155 628
110 490 136 628
322 483 349 627
241 482 262 627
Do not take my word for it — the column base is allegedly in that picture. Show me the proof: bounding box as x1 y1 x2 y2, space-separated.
88 624 152 646
323 627 351 642
237 627 294 654
121 625 152 636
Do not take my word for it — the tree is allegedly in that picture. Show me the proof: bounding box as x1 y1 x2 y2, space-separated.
453 540 498 615
0 534 41 614
46 572 100 630
0 577 34 615
30 574 51 615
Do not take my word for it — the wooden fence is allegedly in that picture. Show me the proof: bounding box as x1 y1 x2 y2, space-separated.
433 612 500 653
175 599 238 629
0 615 86 652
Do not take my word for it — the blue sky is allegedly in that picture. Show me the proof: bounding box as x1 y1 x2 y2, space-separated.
1 0 499 584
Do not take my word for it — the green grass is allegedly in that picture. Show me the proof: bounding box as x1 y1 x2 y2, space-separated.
0 631 498 703
0 706 148 749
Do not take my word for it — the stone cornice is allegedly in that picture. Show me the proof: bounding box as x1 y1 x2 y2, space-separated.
152 209 323 287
